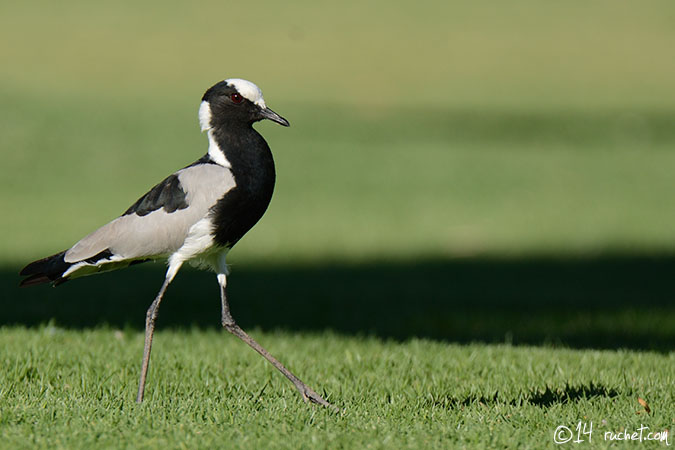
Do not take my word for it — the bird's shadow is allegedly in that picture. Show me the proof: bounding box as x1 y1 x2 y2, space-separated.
424 382 621 409
2 254 674 352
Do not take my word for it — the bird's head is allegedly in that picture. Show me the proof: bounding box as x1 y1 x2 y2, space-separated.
199 79 290 131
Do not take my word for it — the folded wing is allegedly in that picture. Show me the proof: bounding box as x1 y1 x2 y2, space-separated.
20 162 235 286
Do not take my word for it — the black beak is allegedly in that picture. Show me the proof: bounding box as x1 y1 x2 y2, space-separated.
260 107 290 127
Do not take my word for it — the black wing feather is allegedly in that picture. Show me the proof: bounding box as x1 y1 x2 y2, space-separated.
123 174 188 217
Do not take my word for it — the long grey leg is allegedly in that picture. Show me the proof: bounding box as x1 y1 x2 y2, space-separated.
217 273 336 410
136 263 181 403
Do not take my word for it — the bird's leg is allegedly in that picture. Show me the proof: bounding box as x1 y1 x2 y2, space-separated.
136 266 179 403
218 274 337 411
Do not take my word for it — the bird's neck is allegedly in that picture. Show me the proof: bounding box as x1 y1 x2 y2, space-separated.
207 123 277 249
208 125 276 193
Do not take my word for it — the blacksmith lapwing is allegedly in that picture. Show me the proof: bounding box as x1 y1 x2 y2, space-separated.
19 79 334 409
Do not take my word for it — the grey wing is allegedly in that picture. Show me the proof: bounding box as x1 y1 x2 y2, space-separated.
64 164 235 266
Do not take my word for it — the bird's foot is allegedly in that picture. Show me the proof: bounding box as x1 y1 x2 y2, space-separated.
296 383 339 412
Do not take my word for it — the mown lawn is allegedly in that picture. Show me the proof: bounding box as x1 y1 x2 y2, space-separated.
1 327 673 449
1 256 673 449
1 0 674 448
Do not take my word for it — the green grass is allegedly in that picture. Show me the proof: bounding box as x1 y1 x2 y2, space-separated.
2 1 675 262
1 0 674 448
1 326 673 449
1 257 673 449
3 93 675 263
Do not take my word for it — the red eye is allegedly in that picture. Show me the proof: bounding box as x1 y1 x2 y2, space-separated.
230 93 243 104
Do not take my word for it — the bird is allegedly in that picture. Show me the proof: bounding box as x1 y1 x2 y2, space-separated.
19 78 334 409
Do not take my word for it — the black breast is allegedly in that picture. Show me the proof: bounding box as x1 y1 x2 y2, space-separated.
209 126 276 248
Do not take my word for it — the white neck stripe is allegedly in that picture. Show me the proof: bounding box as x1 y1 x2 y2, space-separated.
199 100 212 131
199 101 230 168
207 130 231 168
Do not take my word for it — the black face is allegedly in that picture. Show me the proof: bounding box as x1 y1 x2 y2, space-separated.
201 81 289 128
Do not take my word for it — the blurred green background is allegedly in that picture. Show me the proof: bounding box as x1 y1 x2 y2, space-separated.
0 0 673 347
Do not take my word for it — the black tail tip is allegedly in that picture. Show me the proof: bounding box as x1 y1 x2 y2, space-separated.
19 274 52 287
19 250 69 287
